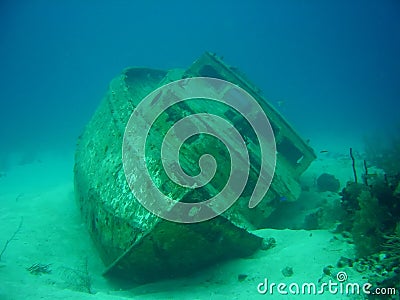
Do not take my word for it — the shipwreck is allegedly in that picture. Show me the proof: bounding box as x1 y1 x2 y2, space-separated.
74 52 316 282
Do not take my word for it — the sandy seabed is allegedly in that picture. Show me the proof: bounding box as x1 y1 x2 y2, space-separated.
0 149 367 300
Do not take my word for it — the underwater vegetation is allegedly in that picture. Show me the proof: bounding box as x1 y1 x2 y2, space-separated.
0 217 23 262
317 173 340 192
338 133 400 295
61 257 93 294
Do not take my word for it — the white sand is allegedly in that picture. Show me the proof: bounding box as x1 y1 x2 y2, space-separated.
0 151 363 299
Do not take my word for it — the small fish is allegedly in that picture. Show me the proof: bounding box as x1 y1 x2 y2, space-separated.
279 196 287 202
320 150 329 153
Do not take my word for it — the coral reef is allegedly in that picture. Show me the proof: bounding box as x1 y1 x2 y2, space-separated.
382 223 400 266
281 266 294 277
320 254 399 299
351 189 388 257
340 179 399 257
61 257 93 294
260 237 276 250
316 173 340 192
336 134 400 294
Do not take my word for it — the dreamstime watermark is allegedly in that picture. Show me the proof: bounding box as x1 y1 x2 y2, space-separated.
257 271 397 296
122 77 276 223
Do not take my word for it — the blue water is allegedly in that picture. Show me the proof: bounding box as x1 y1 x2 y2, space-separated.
1 0 399 159
1 2 400 297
